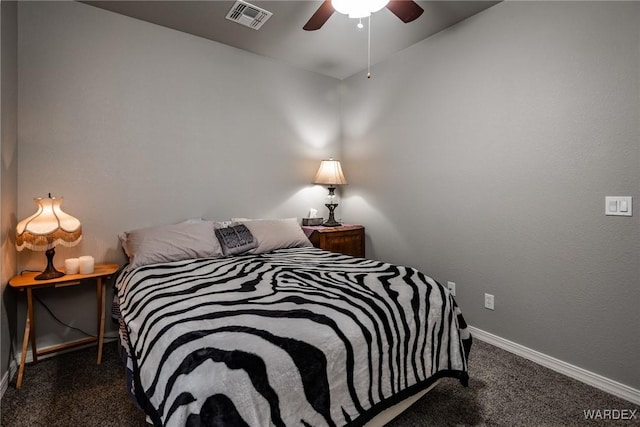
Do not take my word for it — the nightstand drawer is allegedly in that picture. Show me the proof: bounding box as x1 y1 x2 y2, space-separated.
303 225 365 258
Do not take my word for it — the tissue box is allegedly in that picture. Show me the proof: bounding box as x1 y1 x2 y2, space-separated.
302 217 323 226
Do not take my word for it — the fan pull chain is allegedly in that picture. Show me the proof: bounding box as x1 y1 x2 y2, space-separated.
367 15 371 78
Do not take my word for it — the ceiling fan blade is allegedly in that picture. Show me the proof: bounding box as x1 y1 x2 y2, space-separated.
303 0 335 31
386 0 424 23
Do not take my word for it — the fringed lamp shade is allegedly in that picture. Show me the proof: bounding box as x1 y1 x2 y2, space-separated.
16 196 82 280
314 159 347 227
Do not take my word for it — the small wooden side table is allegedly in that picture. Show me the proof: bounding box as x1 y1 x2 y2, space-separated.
8 263 120 389
302 224 365 257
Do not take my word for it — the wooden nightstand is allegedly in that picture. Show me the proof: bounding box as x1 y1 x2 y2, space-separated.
302 224 365 257
9 263 120 389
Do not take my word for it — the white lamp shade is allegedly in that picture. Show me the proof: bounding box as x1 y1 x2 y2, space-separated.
314 159 347 186
16 196 82 251
332 0 389 18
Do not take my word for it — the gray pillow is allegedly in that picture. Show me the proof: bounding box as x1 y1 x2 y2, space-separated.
236 218 313 254
119 221 223 269
215 224 258 256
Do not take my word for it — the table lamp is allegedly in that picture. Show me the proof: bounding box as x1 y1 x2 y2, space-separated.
16 194 82 280
313 158 347 227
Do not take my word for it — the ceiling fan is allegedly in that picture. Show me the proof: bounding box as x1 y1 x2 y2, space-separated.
303 0 424 31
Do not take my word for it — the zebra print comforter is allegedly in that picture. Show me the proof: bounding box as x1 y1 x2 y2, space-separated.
116 247 471 427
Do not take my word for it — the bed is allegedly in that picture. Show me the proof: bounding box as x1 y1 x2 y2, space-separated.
114 218 471 426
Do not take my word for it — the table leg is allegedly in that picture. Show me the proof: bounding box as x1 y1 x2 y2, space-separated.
96 278 101 335
16 301 32 390
27 288 37 364
97 278 106 364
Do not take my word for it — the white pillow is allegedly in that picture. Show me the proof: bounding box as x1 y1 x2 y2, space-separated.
119 221 223 269
234 218 312 254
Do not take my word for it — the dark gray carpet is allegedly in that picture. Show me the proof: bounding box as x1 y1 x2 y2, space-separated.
1 339 638 426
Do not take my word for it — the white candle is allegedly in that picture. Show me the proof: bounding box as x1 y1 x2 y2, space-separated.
65 258 79 275
79 256 94 275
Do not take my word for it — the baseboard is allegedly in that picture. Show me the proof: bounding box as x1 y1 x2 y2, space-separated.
468 326 640 406
18 336 117 364
0 358 18 400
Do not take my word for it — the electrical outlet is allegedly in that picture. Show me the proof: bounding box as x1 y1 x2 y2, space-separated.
447 281 456 296
484 293 495 310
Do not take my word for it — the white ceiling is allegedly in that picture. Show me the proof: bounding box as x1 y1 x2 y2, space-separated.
84 1 499 80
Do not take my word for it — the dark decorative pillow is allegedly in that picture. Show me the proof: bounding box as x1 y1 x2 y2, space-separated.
215 224 258 256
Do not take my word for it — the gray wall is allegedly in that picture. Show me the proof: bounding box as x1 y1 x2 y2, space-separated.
17 1 341 348
342 1 640 389
1 0 18 385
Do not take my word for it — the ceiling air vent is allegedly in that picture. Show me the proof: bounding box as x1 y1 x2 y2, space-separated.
226 0 273 30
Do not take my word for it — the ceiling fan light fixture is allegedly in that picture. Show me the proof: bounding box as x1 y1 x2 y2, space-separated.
332 0 389 19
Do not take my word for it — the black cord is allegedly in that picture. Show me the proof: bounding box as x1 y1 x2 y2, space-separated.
33 294 96 338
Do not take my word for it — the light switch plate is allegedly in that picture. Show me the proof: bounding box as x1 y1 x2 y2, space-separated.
605 196 632 216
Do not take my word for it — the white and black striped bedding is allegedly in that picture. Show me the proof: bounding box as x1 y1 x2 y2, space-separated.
116 247 471 427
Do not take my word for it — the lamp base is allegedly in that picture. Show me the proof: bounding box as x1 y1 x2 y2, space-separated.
35 248 65 281
322 203 342 227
